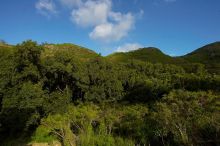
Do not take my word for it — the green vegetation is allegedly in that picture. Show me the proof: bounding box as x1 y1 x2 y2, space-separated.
182 42 220 74
0 40 219 146
107 42 220 74
107 47 177 64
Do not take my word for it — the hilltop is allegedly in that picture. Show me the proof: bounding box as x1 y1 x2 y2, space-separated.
1 41 220 73
107 47 175 63
107 42 220 74
182 42 220 73
42 43 99 61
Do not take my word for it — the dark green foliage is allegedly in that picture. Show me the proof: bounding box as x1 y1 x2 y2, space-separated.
0 40 219 146
84 57 123 102
0 41 45 141
146 90 220 145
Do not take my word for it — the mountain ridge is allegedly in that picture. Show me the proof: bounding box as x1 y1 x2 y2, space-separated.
107 42 220 73
1 41 219 73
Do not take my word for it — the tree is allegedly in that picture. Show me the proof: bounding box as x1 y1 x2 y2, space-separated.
147 90 220 145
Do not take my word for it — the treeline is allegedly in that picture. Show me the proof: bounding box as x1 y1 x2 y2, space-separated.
0 40 219 146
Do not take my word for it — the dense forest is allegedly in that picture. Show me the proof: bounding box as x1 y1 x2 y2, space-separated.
0 40 219 146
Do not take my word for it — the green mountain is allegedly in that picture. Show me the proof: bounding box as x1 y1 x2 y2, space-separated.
0 43 99 62
0 40 219 146
42 43 99 61
1 41 219 73
107 42 220 73
182 42 220 73
107 47 179 63
0 42 12 48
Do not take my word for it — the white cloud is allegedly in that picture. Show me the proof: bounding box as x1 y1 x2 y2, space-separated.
70 0 137 42
36 0 57 17
116 43 143 52
90 13 134 42
35 0 142 43
71 0 111 27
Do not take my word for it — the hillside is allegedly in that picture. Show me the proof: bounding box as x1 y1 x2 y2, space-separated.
42 43 99 61
0 42 13 48
1 41 220 73
0 40 219 146
182 42 220 73
107 42 220 74
107 47 178 63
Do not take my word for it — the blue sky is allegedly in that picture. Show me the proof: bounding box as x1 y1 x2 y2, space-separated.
0 0 220 56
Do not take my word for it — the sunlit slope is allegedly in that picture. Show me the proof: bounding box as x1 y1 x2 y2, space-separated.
42 43 99 61
107 47 177 63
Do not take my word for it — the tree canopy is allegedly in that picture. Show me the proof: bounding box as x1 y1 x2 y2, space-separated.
0 40 219 146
